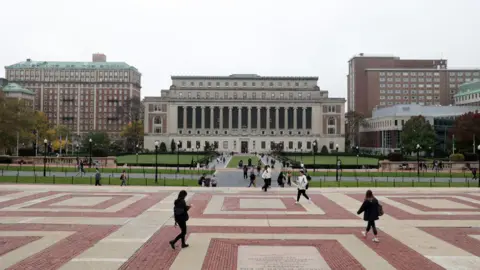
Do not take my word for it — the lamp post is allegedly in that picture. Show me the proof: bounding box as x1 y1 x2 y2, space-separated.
196 144 200 165
477 144 480 187
136 144 139 166
294 148 297 163
154 141 159 184
176 141 181 173
88 138 92 168
312 141 316 172
75 143 79 165
416 144 421 177
335 144 339 182
355 146 359 169
43 139 48 177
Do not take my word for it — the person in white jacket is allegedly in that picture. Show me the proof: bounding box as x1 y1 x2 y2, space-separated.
261 165 272 192
295 170 311 204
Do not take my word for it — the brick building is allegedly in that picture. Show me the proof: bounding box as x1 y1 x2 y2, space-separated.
347 54 480 117
4 54 142 140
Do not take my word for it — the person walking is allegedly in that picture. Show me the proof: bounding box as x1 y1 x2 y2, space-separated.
277 171 285 187
94 168 101 186
472 168 477 180
169 190 191 249
120 170 127 186
357 190 381 242
248 170 256 187
261 165 272 192
295 170 311 204
287 170 292 186
243 165 248 179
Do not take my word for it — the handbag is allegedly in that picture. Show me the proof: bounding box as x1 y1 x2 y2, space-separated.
378 203 384 216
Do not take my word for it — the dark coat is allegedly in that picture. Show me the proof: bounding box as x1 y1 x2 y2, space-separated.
357 198 380 221
173 198 191 222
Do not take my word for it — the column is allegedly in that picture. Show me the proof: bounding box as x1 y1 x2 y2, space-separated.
248 107 252 131
257 106 261 130
302 108 306 130
276 107 280 131
201 106 205 129
238 107 241 129
183 106 187 129
266 106 270 130
284 107 288 130
219 107 223 129
293 107 297 130
193 106 197 129
210 106 214 130
93 85 97 130
228 107 232 129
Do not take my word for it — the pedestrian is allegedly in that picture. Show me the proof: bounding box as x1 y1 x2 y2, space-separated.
472 168 477 180
243 165 248 179
169 190 191 249
295 170 311 204
120 170 127 186
211 174 217 187
277 171 285 187
357 190 382 243
256 165 261 176
248 170 256 187
95 168 101 186
287 170 292 186
261 165 271 192
198 173 206 186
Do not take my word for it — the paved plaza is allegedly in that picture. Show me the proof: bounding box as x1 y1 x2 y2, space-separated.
0 185 479 269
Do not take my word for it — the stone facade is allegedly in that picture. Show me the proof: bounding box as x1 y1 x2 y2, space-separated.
144 75 345 153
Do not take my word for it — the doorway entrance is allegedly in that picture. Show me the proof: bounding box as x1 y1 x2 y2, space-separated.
241 141 249 153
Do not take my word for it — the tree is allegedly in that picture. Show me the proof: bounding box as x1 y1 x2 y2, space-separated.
82 132 111 157
116 97 144 148
345 111 367 150
170 139 176 153
120 120 144 152
320 145 329 154
400 115 436 154
0 96 35 153
159 142 167 152
451 112 480 153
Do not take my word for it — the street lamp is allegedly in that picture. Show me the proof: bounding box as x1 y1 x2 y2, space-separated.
477 144 480 187
355 146 359 169
136 144 139 166
335 144 339 182
88 138 92 168
196 144 200 164
43 139 48 177
312 141 316 172
176 141 181 173
416 144 421 177
154 141 159 184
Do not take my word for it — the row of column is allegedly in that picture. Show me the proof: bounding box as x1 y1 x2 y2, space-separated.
177 106 312 130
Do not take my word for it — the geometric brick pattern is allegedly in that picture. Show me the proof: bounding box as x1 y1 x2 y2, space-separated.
0 185 479 269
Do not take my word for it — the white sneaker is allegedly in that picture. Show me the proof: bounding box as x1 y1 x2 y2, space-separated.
361 231 367 237
295 201 299 204
308 199 312 204
372 238 379 243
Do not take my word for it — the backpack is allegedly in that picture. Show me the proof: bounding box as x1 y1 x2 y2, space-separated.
378 203 384 216
306 174 312 181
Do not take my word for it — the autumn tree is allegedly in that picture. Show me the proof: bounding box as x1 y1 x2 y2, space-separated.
0 96 35 153
400 115 436 154
120 120 144 152
81 132 111 157
451 111 480 152
116 97 143 149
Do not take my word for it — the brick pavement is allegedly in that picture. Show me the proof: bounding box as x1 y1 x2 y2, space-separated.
0 184 478 269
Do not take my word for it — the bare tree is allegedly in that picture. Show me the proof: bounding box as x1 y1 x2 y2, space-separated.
116 96 144 151
345 111 367 150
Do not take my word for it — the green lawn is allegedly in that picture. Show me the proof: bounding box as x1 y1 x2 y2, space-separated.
0 165 214 175
0 176 198 186
286 170 472 178
306 179 478 188
116 154 210 165
227 155 261 168
285 156 378 166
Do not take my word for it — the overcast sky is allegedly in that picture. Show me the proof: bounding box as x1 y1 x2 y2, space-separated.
1 0 480 99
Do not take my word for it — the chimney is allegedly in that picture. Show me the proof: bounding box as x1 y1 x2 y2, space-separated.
92 53 107 62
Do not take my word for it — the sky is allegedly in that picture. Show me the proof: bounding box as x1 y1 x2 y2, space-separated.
1 0 480 99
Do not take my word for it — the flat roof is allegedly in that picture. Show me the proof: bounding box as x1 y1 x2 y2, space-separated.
171 75 318 80
370 104 480 119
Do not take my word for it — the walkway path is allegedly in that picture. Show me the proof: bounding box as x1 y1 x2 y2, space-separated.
0 184 479 269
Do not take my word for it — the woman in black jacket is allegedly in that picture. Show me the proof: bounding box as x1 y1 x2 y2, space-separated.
357 190 380 242
169 190 191 249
